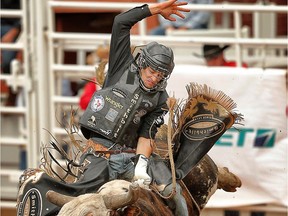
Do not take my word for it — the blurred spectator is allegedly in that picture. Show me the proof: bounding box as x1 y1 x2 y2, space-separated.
79 78 97 110
79 45 109 110
1 0 22 106
79 45 137 110
150 0 213 35
197 44 248 67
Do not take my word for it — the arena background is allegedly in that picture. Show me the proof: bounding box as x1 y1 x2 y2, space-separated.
0 0 287 215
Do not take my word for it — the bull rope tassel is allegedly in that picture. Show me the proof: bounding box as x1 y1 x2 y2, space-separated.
166 97 177 198
81 59 108 88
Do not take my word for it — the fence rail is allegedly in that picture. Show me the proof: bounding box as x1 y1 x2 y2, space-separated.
48 1 288 12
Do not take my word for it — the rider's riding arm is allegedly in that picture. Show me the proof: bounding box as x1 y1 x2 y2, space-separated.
134 137 153 184
136 93 168 158
136 137 154 158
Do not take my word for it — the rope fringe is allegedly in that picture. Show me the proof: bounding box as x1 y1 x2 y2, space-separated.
186 82 236 112
186 82 244 124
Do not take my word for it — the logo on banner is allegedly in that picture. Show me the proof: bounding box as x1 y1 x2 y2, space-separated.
216 128 276 148
254 129 276 147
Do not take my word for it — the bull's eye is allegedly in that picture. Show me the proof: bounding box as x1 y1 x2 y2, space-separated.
122 187 129 192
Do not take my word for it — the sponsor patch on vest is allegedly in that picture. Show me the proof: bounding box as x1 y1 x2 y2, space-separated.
88 115 99 127
112 88 127 98
142 99 153 108
105 96 123 109
105 108 119 122
183 114 225 140
133 109 147 124
17 188 42 216
114 93 140 138
99 128 112 136
91 95 105 112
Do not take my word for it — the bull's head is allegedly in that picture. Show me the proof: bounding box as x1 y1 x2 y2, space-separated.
47 180 140 216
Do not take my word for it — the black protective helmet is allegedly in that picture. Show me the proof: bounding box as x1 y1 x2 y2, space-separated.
137 42 174 92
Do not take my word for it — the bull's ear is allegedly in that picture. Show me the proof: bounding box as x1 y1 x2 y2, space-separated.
102 182 140 209
46 190 75 207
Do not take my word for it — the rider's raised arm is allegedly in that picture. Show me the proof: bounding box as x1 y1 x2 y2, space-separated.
104 0 189 88
104 5 151 87
148 0 189 20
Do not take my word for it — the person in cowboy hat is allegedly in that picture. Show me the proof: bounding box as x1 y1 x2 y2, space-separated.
198 44 248 67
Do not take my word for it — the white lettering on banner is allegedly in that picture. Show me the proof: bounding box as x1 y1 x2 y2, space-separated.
166 65 287 207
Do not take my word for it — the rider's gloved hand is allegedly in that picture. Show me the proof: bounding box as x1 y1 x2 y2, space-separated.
133 154 151 186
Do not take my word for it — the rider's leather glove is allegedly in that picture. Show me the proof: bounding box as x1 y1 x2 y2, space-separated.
133 154 151 186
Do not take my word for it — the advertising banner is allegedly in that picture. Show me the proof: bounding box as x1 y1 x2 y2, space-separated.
166 65 287 207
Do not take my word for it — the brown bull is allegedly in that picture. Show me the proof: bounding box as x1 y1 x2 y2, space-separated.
48 180 173 216
46 154 241 216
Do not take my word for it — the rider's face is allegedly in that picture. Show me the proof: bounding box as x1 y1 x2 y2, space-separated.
140 67 165 89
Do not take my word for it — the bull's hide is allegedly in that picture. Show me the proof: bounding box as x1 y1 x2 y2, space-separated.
182 154 218 210
45 154 240 216
54 180 174 216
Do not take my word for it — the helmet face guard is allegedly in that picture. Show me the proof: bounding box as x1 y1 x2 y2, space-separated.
136 42 175 92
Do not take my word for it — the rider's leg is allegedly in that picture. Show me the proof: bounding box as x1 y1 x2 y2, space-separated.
108 152 135 181
147 154 189 216
17 153 109 216
161 183 189 216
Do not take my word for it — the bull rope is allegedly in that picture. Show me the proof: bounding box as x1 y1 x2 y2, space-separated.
165 95 202 214
149 97 177 200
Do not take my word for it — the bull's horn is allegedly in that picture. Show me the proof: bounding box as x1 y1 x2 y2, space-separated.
46 190 75 207
103 182 140 209
217 167 242 192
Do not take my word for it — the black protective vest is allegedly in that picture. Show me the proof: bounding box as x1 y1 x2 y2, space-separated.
80 64 160 148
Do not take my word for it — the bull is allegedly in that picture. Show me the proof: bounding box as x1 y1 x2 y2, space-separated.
45 154 240 216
